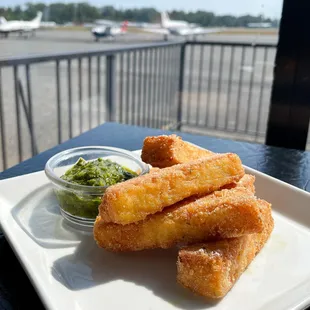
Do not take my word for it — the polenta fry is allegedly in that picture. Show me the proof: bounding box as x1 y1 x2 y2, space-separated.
222 174 255 194
142 135 255 195
94 188 263 252
141 134 214 168
99 153 245 224
177 199 274 299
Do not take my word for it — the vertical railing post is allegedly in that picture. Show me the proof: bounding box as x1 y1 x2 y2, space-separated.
177 43 186 131
17 79 38 156
67 59 72 138
0 68 7 170
13 66 22 163
106 54 116 122
55 60 62 144
25 65 37 156
88 57 92 129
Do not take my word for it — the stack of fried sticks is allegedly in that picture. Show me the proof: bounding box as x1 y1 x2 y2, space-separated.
94 135 274 299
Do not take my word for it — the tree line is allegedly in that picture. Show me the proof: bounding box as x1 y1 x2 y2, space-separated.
0 2 279 27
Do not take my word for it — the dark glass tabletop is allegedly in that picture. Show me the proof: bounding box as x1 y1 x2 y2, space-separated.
1 122 310 309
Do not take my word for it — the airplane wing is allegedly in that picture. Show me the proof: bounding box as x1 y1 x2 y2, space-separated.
192 27 224 34
94 19 121 26
141 28 170 35
141 27 223 36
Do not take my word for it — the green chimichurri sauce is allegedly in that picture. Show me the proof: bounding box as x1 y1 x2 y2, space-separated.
61 157 137 186
56 157 138 219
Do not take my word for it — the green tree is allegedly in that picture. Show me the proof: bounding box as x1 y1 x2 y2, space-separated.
23 2 46 20
0 2 279 27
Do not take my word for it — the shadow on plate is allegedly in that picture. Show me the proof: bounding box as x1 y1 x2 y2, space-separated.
11 183 87 249
52 235 220 309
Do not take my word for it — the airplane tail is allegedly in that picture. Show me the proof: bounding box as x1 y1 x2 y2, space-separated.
0 17 7 24
121 21 128 32
32 11 43 24
161 11 170 27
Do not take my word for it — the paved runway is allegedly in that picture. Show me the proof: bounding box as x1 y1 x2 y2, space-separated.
0 30 278 58
0 30 279 169
0 30 168 58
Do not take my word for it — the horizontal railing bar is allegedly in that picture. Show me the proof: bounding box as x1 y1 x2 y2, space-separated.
0 41 184 67
0 40 276 68
182 122 266 137
186 41 277 48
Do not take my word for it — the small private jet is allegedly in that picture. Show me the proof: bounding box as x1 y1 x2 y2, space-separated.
91 20 128 41
0 11 42 38
143 12 221 38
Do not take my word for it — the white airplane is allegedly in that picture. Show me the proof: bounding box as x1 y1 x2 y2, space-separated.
91 20 128 42
0 12 42 38
143 12 221 38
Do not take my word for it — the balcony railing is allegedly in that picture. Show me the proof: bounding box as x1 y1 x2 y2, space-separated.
179 41 276 143
0 40 279 171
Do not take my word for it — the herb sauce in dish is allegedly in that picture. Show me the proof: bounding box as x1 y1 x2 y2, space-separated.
56 157 138 219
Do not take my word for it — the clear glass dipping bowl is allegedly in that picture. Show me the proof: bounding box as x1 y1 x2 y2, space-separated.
45 146 149 228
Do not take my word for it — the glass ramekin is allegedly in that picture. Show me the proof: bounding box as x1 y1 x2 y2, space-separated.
45 146 149 228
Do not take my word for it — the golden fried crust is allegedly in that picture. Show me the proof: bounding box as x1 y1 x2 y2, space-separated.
141 135 255 195
177 200 274 299
99 153 245 225
93 188 263 252
142 135 255 195
237 174 255 194
141 135 214 168
223 174 255 194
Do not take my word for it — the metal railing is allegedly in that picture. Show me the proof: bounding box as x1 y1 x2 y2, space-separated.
178 41 276 142
0 40 277 171
0 41 182 170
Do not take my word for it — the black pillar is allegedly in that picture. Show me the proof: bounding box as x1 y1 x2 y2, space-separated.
266 0 310 150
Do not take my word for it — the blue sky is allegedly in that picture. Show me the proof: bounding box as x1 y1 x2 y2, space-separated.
1 0 283 18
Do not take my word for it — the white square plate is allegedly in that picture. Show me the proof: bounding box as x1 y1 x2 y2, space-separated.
0 149 310 310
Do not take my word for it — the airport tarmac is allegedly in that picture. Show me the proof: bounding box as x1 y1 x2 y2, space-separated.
0 30 279 169
0 30 163 58
0 30 278 58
